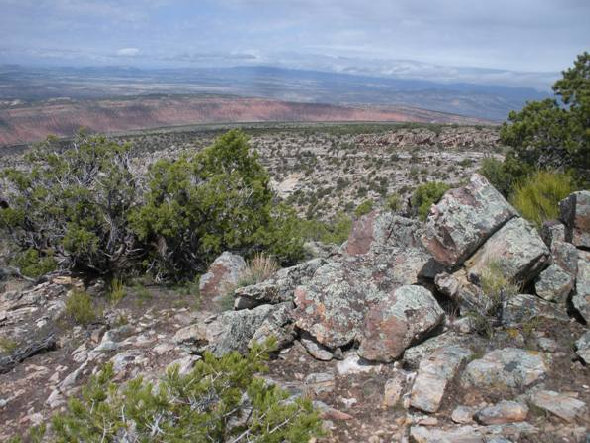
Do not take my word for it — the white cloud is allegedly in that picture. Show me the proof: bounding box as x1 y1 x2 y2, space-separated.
116 48 140 57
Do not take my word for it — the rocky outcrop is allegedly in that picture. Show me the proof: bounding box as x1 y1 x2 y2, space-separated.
534 264 574 302
463 217 549 284
198 252 246 298
502 294 569 326
358 285 444 362
422 174 517 266
575 330 590 364
560 190 590 249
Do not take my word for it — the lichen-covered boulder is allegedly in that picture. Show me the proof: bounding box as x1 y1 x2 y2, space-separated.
234 258 327 309
575 330 590 364
462 348 548 390
529 390 588 423
422 174 517 266
198 252 246 298
541 220 566 247
358 285 445 362
464 217 549 284
435 270 489 314
551 240 578 277
559 190 590 248
534 264 574 302
572 251 590 323
502 294 569 326
173 304 285 356
293 262 387 349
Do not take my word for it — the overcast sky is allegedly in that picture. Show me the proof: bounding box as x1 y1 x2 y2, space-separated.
0 0 588 88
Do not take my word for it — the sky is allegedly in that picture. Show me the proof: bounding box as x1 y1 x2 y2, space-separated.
0 0 588 89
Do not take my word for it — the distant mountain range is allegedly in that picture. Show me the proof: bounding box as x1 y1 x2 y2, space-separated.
0 65 549 121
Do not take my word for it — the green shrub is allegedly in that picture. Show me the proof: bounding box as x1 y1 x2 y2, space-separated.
0 132 139 276
45 340 323 442
65 290 98 325
385 193 402 211
14 248 57 278
354 199 374 217
509 171 574 228
411 181 451 220
130 130 284 280
108 277 126 306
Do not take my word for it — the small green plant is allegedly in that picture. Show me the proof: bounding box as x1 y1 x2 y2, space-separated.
65 290 98 326
44 339 323 442
385 193 402 211
509 170 574 228
354 199 374 217
0 336 19 353
14 248 57 278
108 277 126 306
411 181 451 220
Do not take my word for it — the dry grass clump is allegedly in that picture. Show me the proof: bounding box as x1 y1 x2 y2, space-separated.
237 253 279 288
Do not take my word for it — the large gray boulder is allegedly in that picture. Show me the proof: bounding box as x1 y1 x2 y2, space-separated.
462 348 548 390
173 303 292 356
572 250 590 323
559 190 590 249
550 240 578 277
234 258 327 309
292 262 387 349
464 217 549 284
502 294 569 326
534 264 573 302
198 252 246 298
357 285 445 362
422 174 517 266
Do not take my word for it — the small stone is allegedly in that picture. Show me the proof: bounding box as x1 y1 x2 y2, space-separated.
529 390 587 422
474 400 528 425
304 372 336 395
537 337 559 353
451 405 476 424
337 353 382 376
341 397 357 408
383 369 415 407
300 335 333 361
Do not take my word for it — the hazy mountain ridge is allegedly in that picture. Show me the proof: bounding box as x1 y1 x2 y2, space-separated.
0 65 548 121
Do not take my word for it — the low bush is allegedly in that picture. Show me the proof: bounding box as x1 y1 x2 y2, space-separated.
509 170 574 228
385 193 402 212
14 248 56 279
411 181 451 220
354 199 374 217
42 340 323 442
65 290 98 325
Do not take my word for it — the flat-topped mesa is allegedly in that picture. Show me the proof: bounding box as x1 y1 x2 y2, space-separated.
421 174 518 267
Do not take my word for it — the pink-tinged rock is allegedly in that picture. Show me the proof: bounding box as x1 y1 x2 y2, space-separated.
343 212 424 256
410 346 472 413
358 285 445 363
422 174 517 266
293 262 388 349
464 217 549 284
560 190 590 249
474 400 528 425
198 252 246 298
529 390 587 423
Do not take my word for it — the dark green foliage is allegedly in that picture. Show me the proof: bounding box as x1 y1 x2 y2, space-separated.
354 199 374 217
130 130 279 279
46 340 323 442
501 52 590 174
14 248 57 278
385 193 402 211
411 181 451 220
0 132 139 276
